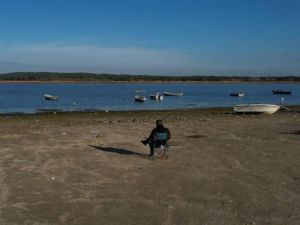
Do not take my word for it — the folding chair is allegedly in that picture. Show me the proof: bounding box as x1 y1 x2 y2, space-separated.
151 132 169 160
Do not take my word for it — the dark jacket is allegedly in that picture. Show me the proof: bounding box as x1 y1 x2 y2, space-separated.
149 124 171 142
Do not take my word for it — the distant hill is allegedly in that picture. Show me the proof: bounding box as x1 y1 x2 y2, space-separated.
0 72 299 82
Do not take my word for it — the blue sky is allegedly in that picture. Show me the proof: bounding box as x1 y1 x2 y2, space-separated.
0 0 299 76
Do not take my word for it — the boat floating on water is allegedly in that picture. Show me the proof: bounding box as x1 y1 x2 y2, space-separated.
44 94 59 101
233 104 280 115
230 92 245 97
150 93 163 100
135 90 145 93
134 95 147 102
163 91 183 96
272 90 292 95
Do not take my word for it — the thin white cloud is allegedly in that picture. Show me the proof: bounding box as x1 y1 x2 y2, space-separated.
0 43 201 75
0 43 299 76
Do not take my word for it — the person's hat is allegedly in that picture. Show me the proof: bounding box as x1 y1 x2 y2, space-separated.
156 119 163 125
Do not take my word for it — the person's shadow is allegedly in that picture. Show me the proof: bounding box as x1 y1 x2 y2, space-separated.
89 145 148 158
281 130 300 135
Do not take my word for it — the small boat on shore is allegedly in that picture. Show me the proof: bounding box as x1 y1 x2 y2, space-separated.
134 95 146 102
163 91 183 96
150 93 163 100
272 90 292 95
44 94 59 101
230 92 244 97
233 104 280 115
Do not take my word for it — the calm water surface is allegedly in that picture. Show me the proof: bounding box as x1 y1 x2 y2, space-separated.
0 83 299 113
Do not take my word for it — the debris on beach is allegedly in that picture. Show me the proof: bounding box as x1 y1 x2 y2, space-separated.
90 130 99 134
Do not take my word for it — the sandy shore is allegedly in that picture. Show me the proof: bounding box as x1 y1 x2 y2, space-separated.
0 108 299 225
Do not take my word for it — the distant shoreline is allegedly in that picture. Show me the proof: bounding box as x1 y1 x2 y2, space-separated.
1 72 299 83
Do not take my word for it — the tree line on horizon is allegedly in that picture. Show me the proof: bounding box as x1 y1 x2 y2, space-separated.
0 72 299 82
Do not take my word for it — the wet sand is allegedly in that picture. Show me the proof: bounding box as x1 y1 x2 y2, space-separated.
0 108 299 225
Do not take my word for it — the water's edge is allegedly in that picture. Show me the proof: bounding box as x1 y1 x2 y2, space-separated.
1 105 299 117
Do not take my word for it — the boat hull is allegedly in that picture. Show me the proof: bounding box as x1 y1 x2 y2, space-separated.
230 93 244 97
150 95 163 100
163 92 183 96
134 95 146 102
233 104 280 115
272 90 292 95
44 94 58 100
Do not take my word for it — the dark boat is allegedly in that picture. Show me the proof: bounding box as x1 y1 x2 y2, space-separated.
150 92 163 100
272 90 292 95
230 92 244 97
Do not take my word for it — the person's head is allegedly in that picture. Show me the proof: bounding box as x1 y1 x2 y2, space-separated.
156 119 163 126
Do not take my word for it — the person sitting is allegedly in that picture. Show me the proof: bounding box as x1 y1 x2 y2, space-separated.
141 119 171 157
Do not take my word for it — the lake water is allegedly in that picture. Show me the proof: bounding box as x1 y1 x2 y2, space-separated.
0 83 299 114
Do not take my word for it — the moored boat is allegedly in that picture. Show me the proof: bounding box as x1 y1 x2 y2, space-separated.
134 95 146 102
272 90 292 95
230 92 244 97
163 91 183 96
44 94 59 101
233 104 280 115
150 93 163 100
135 90 145 93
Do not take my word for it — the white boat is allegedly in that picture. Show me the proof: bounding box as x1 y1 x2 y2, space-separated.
134 95 146 102
135 90 145 93
150 93 163 100
163 91 183 96
233 104 280 115
44 94 58 101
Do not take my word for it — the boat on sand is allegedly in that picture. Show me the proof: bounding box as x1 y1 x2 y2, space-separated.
233 104 280 115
